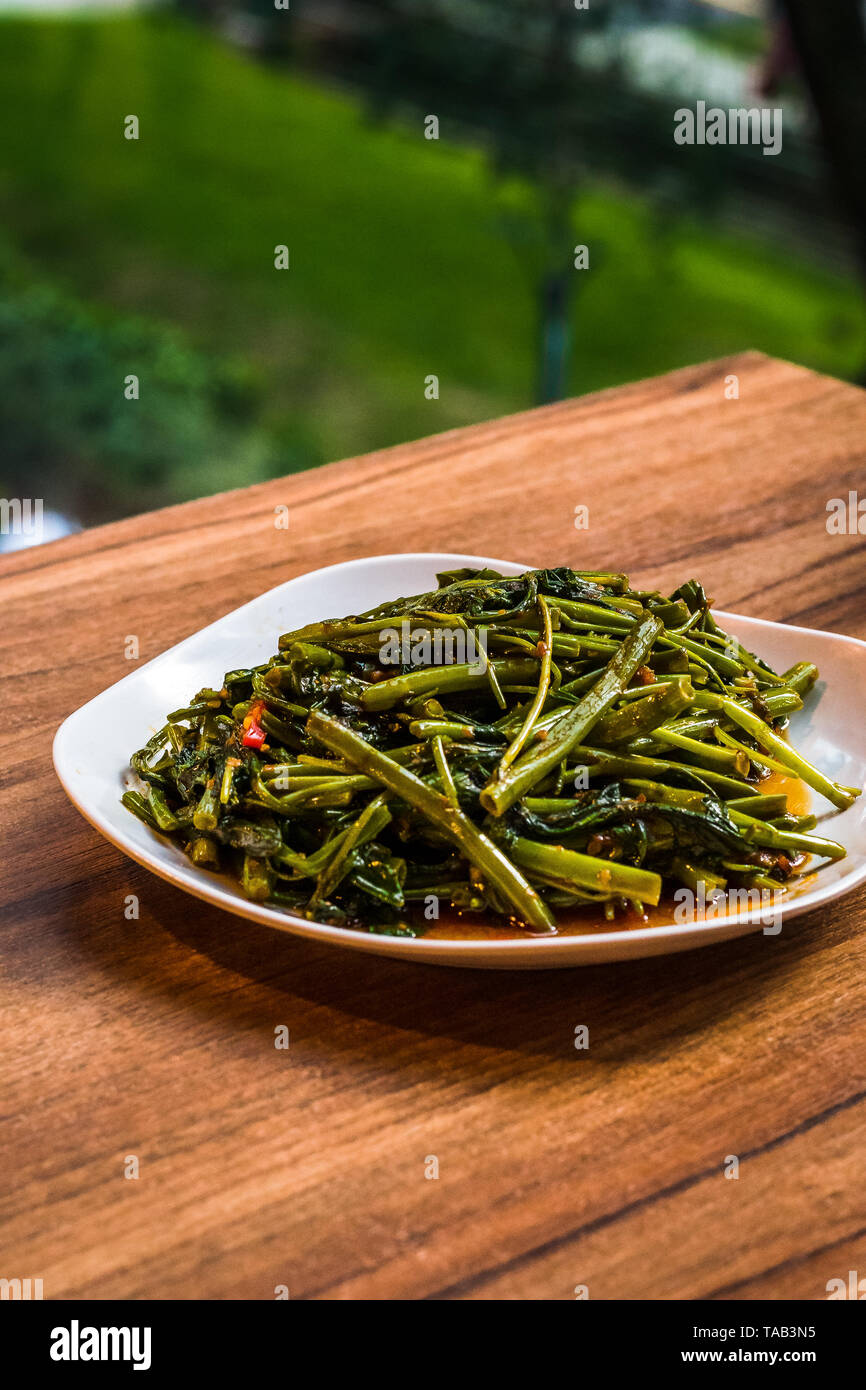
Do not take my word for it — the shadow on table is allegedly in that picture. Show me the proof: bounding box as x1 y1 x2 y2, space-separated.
44 840 845 1067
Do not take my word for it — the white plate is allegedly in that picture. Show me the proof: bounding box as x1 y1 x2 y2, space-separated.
53 553 866 969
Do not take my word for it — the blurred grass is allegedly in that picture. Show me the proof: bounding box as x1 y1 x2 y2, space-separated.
0 9 864 501
0 236 284 523
692 16 767 61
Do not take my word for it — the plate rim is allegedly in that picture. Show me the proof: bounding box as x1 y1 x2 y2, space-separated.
52 551 866 963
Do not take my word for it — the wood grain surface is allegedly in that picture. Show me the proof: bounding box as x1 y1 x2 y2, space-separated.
2 351 865 1301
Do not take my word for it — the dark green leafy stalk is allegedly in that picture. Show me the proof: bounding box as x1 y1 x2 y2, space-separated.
306 710 556 933
658 631 744 679
309 793 391 908
781 662 819 698
188 835 219 868
122 565 859 936
496 593 553 774
481 614 663 816
409 719 475 740
669 858 727 893
568 745 753 797
362 657 539 711
242 854 273 901
193 782 220 831
713 726 790 775
510 837 662 904
591 676 693 745
725 793 789 819
148 786 179 832
121 789 159 830
431 735 459 807
694 691 858 809
726 808 847 861
650 726 749 774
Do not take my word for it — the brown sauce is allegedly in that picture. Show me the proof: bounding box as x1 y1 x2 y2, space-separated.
420 771 812 940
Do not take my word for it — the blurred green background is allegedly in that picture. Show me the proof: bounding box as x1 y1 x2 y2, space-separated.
1 0 864 537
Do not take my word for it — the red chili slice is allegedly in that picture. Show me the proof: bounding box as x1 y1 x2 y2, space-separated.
242 701 267 749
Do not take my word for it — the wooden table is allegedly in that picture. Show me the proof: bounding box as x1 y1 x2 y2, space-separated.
2 351 865 1301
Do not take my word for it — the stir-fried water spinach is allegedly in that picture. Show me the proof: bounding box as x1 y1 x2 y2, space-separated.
123 567 860 936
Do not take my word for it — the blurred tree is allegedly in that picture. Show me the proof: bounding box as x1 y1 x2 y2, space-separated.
777 0 866 284
190 0 795 400
173 0 864 395
314 0 645 401
242 0 735 402
0 244 284 525
334 0 764 401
